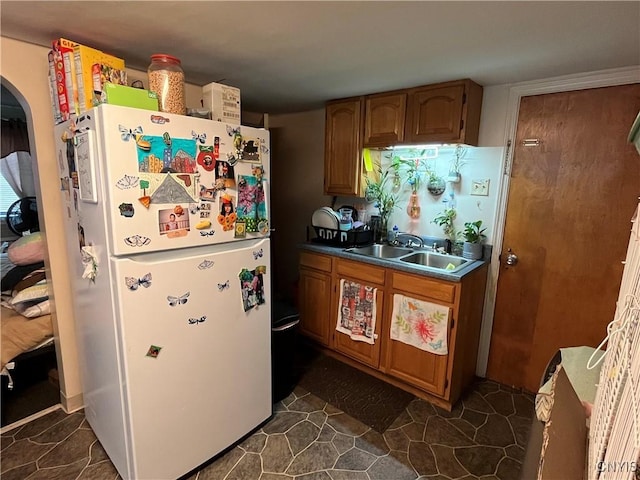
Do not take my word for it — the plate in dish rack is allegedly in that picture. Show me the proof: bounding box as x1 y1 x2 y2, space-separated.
312 208 339 229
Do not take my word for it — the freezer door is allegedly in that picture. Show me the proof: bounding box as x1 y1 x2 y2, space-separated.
91 104 270 256
112 238 271 479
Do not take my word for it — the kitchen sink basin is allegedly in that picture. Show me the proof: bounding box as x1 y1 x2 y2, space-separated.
345 244 414 259
399 252 469 271
344 244 473 274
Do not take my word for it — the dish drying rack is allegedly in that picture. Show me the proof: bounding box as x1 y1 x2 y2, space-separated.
589 202 640 479
307 226 373 247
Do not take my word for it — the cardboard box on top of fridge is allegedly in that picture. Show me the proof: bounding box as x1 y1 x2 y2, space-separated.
74 44 126 113
202 82 241 125
96 83 159 111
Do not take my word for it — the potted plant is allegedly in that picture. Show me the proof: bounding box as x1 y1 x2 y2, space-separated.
432 208 458 252
462 220 486 260
364 165 398 243
447 145 466 183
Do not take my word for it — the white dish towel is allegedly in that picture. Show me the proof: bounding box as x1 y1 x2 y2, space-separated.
390 294 450 355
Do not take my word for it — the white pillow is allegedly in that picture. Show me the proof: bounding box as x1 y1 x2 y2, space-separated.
14 298 51 318
10 282 49 305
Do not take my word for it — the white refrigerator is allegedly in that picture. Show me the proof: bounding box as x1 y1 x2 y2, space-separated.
54 104 272 480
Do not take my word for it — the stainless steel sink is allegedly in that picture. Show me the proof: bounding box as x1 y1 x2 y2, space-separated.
399 251 469 272
345 244 414 259
344 244 473 273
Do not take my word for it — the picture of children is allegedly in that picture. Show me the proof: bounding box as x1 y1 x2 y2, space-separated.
215 160 235 188
166 213 179 231
159 207 190 236
217 194 237 232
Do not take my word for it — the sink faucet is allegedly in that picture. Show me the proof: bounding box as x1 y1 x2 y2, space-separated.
396 233 424 249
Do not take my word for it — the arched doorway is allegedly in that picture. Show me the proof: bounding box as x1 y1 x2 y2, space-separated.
1 81 61 428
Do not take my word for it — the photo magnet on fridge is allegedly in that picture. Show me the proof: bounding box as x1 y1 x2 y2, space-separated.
146 345 162 358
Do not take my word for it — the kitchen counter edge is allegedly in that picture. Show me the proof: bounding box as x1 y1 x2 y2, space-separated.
298 243 487 282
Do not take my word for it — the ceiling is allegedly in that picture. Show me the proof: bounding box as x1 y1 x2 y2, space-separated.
1 1 639 115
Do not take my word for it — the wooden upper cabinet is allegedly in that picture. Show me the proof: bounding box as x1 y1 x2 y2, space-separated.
324 98 363 196
406 79 483 145
364 92 407 147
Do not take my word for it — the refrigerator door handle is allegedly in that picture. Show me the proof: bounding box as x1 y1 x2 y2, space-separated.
272 319 300 332
263 179 270 232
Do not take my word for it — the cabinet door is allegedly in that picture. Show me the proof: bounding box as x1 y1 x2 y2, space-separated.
333 280 384 369
407 82 466 144
384 272 455 397
298 267 332 346
364 92 407 147
384 301 450 396
324 98 363 196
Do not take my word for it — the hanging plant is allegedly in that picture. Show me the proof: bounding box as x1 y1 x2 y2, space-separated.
447 145 467 183
427 172 446 196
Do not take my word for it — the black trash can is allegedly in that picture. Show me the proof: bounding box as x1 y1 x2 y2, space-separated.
271 301 300 403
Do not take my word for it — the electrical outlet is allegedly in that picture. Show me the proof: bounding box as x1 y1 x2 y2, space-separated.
471 179 490 196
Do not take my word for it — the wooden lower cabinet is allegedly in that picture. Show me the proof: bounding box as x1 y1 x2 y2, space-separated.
298 249 488 410
383 272 454 397
298 252 333 346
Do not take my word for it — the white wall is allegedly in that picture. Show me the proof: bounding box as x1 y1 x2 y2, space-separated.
1 37 83 411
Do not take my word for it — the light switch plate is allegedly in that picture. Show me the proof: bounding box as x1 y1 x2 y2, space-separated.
471 179 490 196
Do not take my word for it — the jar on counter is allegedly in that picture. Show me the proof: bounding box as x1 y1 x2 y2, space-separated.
147 54 186 115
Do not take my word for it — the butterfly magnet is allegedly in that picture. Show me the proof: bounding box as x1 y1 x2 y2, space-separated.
188 316 206 326
125 272 152 290
167 292 190 306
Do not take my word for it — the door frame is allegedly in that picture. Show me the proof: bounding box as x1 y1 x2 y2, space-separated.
476 65 640 377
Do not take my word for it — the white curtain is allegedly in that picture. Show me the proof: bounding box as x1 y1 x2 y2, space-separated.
1 151 35 197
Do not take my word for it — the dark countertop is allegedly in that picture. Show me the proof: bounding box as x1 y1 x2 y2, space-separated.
299 242 487 282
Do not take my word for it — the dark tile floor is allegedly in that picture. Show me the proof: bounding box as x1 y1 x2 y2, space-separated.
1 378 534 480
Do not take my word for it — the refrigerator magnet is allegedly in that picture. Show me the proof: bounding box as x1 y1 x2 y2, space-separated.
197 260 214 270
150 114 170 125
195 219 212 230
217 280 230 292
257 220 269 235
234 220 246 238
167 292 190 307
115 174 139 190
125 272 152 291
146 345 162 358
197 145 215 171
239 138 261 163
217 195 237 231
119 203 134 218
118 124 143 142
188 315 206 326
191 131 206 144
238 267 266 312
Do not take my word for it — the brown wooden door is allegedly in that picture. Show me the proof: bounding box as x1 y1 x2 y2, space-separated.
364 92 407 147
487 84 640 393
324 98 363 196
298 267 332 346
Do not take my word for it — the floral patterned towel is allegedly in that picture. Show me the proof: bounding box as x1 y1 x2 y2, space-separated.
390 294 449 355
336 279 377 344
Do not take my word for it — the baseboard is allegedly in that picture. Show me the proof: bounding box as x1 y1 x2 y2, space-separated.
61 391 84 413
0 404 62 434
